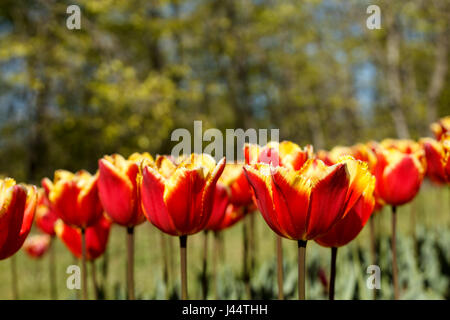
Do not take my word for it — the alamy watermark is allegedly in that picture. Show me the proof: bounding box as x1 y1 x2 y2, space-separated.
66 5 81 30
366 265 381 290
366 5 381 30
66 265 81 290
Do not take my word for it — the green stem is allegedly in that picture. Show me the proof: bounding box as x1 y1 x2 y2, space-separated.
179 235 188 300
126 227 135 300
391 206 399 300
369 216 377 300
81 228 88 300
11 255 18 300
329 247 337 300
276 235 284 300
201 230 209 299
298 240 307 300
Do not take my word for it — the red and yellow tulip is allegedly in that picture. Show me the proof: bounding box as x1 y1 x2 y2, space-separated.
140 154 226 236
430 116 450 141
47 170 103 229
420 137 449 184
205 183 246 232
373 142 426 206
98 153 153 227
245 141 312 170
54 214 111 261
35 184 58 236
23 234 51 259
217 163 253 207
244 156 373 241
0 178 37 260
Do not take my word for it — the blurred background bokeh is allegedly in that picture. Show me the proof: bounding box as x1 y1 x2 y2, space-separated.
0 0 449 300
1 0 449 182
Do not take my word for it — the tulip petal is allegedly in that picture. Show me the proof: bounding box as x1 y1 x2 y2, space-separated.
98 159 137 226
0 185 27 259
164 167 207 234
141 166 178 235
244 165 285 237
271 166 311 240
307 163 349 239
315 180 375 247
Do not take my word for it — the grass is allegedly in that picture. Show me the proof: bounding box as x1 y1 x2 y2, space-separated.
0 182 449 300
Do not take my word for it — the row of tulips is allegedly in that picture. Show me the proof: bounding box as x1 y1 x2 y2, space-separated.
1 116 449 300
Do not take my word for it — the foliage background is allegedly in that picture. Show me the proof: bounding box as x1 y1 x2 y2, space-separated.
0 0 449 300
0 0 449 182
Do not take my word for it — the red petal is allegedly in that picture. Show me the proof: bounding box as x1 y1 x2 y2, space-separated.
141 166 178 235
271 167 311 240
205 184 229 231
243 166 284 237
164 168 207 235
315 188 375 247
98 159 137 226
0 185 28 260
306 164 349 239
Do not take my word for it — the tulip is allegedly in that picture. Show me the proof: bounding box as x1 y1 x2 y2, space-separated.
140 153 225 299
318 143 381 299
420 138 449 184
219 164 254 207
54 214 111 261
315 178 375 299
245 141 312 170
245 141 314 299
98 152 153 299
374 144 426 206
98 153 151 227
373 142 426 299
36 187 59 236
0 178 37 299
326 144 378 172
47 170 103 299
0 179 37 260
23 234 51 259
244 156 372 299
48 170 103 228
443 134 450 180
430 116 450 141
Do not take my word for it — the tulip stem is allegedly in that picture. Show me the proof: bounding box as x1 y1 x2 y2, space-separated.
179 235 188 300
391 206 399 300
11 255 18 300
329 247 337 300
243 213 251 299
81 228 88 300
49 238 57 300
249 212 256 272
298 240 307 300
276 235 284 300
91 261 99 300
213 231 220 299
126 227 135 300
369 216 377 300
201 230 209 299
